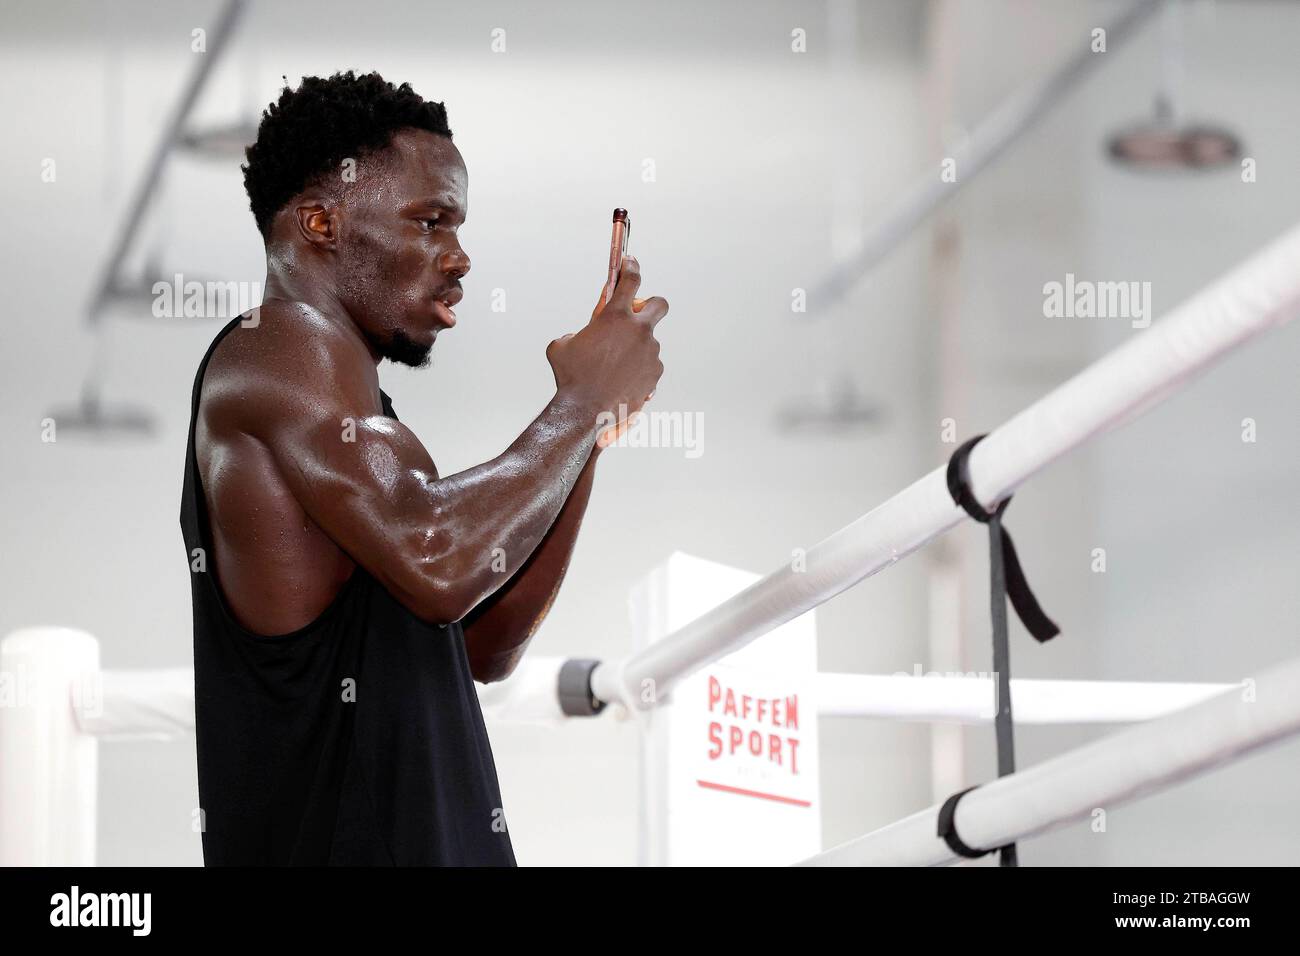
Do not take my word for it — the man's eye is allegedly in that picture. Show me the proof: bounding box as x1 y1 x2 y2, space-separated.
421 217 439 230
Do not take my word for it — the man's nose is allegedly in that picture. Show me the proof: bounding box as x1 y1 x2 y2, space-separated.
439 246 470 280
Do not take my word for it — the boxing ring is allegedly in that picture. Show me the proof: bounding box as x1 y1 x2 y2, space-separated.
3 222 1300 865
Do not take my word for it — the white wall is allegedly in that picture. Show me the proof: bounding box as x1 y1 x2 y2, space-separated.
0 0 1295 866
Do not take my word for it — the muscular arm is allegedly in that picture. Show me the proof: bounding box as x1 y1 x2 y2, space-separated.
222 303 604 630
457 290 663 681
461 442 602 682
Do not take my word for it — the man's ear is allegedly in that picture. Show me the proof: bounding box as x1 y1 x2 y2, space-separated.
293 201 338 250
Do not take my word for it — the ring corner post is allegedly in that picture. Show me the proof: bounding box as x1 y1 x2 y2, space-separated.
0 627 99 866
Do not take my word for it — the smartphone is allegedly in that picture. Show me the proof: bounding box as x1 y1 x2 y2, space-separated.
597 208 633 448
601 208 631 307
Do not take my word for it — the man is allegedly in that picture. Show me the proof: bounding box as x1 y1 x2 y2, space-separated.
179 71 667 865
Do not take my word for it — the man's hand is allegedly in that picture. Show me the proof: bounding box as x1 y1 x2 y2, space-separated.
546 256 668 446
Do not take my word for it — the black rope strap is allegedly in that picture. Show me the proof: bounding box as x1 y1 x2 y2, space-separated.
937 785 1009 860
946 435 1061 646
946 435 1060 867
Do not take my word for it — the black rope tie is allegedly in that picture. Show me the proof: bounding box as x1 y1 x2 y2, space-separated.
937 786 1003 861
944 434 1060 867
946 435 1060 646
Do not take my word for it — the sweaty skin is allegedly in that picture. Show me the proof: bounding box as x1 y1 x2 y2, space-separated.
196 128 667 681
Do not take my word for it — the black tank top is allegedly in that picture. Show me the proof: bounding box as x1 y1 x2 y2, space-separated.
179 316 516 866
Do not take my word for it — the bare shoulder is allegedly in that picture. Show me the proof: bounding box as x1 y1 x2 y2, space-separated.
200 301 380 441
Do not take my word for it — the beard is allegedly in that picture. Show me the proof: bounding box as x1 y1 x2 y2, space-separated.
378 328 433 368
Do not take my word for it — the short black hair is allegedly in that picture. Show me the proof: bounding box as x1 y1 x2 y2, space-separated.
242 70 453 237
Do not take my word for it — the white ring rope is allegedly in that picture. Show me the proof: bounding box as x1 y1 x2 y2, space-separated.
799 653 1300 866
16 656 1240 741
590 223 1300 713
814 672 1238 724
